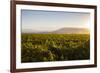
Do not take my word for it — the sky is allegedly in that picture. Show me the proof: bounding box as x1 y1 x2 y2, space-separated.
21 10 90 32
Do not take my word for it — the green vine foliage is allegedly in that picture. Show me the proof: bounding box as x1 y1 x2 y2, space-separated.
21 34 90 63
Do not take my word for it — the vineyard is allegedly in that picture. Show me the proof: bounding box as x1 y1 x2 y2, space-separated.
21 34 90 63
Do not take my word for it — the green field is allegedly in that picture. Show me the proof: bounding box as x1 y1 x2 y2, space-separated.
21 34 90 63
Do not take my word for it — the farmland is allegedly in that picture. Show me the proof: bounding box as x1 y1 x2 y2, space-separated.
21 34 90 63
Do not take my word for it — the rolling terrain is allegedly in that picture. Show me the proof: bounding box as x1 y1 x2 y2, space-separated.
21 29 90 62
22 27 89 34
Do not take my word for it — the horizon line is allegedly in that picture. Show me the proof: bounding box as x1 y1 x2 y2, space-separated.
22 27 90 32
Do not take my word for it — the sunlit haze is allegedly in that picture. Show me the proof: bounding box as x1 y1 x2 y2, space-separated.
21 10 90 32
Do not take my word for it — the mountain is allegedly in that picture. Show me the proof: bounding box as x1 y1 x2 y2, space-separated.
51 28 89 34
22 28 89 34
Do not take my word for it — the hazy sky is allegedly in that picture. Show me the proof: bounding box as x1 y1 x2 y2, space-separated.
21 10 90 32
